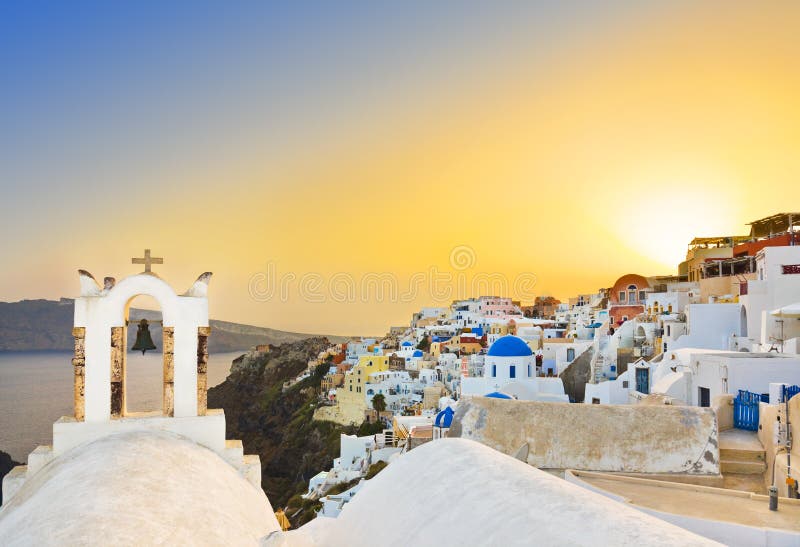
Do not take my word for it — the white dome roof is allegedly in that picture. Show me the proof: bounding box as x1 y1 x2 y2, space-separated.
0 431 278 545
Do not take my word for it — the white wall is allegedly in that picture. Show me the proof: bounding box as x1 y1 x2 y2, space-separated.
671 304 744 351
741 246 800 346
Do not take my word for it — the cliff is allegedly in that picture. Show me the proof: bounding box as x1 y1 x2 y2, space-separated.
208 338 374 517
0 299 346 352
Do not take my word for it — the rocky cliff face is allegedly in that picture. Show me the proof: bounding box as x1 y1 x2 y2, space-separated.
0 299 345 352
208 338 365 511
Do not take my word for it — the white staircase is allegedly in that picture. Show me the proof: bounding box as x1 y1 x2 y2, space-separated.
592 352 606 384
590 332 609 384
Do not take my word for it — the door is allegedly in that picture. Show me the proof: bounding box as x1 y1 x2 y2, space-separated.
635 368 649 394
698 387 711 407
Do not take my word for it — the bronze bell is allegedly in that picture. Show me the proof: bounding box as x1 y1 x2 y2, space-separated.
132 319 157 354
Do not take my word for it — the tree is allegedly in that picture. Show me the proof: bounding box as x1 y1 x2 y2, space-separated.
372 393 387 413
416 335 430 351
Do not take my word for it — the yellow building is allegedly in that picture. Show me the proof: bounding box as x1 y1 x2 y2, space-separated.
680 236 749 283
334 355 390 425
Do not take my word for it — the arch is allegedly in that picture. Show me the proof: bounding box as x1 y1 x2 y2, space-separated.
105 274 181 327
74 272 210 422
106 277 182 418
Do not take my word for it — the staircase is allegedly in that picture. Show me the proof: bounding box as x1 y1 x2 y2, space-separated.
719 429 767 475
590 333 609 384
592 353 606 384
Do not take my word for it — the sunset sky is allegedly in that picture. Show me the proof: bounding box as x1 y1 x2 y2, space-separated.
1 1 799 335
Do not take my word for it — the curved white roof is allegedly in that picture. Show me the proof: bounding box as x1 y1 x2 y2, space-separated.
273 438 718 546
0 431 278 545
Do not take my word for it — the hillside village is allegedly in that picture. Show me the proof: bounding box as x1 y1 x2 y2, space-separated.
3 212 800 546
279 212 800 542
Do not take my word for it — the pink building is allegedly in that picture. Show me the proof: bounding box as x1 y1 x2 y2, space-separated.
478 296 518 317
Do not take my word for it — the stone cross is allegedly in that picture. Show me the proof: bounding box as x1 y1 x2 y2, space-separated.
132 249 163 273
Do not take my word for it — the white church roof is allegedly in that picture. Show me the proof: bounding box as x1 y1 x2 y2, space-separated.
0 431 279 545
269 438 718 546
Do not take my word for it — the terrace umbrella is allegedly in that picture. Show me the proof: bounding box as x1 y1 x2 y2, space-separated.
770 303 800 352
771 303 800 318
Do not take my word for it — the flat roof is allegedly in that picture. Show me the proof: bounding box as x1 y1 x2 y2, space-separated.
699 352 796 359
569 470 800 532
747 212 800 226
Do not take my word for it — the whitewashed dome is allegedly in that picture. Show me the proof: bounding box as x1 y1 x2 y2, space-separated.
0 431 278 545
270 438 717 546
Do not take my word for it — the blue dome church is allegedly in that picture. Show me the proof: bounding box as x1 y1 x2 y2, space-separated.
460 335 569 402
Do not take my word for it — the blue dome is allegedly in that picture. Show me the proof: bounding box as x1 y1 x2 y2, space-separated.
484 391 513 400
401 341 413 347
487 335 532 357
412 350 423 358
435 406 455 428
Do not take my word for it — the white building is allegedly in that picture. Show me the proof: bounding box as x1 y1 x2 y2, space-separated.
460 335 568 402
652 351 800 406
740 246 800 351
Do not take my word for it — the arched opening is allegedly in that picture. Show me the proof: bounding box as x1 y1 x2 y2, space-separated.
740 306 748 337
122 294 167 415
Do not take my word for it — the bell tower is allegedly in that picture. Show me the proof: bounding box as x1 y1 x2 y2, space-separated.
1 255 261 505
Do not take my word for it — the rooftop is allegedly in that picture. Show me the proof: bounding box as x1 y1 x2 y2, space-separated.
688 236 750 248
568 470 800 533
748 212 800 238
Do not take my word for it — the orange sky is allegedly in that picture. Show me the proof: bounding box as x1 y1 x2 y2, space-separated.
1 2 799 335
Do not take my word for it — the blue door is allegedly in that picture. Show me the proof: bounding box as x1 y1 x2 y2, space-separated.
635 368 649 394
733 390 760 431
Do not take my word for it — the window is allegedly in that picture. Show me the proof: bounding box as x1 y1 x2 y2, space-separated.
592 398 600 404
527 364 532 377
698 387 711 407
666 325 671 337
639 290 647 302
510 365 516 379
492 364 497 377
618 291 626 302
567 348 575 361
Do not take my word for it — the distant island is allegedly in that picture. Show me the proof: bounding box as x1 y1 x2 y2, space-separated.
0 299 348 353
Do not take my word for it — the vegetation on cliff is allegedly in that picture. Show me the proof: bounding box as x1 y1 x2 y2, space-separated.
208 337 381 514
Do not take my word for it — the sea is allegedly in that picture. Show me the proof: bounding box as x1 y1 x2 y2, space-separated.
0 350 243 461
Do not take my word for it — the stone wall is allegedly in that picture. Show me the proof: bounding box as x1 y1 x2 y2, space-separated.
449 397 719 474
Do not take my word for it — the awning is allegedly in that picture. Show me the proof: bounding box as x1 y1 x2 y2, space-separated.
771 303 800 318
